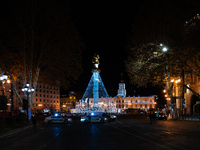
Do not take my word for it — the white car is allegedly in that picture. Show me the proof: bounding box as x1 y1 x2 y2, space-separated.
44 115 72 124
80 115 108 123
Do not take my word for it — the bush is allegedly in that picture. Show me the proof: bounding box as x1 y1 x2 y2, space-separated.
6 117 16 125
16 113 26 124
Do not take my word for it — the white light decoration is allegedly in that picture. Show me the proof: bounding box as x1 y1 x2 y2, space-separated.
162 47 168 52
26 83 30 87
160 43 163 46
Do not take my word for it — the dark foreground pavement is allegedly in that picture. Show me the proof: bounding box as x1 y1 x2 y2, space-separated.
0 115 200 150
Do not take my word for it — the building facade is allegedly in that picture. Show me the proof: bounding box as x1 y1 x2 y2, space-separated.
1 76 60 113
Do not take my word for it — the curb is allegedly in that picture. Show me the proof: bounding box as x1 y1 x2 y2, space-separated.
0 124 39 139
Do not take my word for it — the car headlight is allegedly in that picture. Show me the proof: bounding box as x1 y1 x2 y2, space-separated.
81 118 85 122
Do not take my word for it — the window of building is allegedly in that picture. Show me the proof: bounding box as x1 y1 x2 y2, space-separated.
40 94 41 97
51 100 52 103
54 91 55 94
40 89 41 92
119 100 121 103
150 99 152 102
57 101 58 103
145 104 147 108
44 95 45 97
145 100 147 103
43 99 45 102
150 104 152 108
54 100 55 103
135 100 137 103
36 94 38 97
18 86 20 89
50 91 52 94
36 99 38 102
40 99 41 102
36 89 37 92
47 104 49 106
131 100 133 103
57 92 58 94
18 81 20 85
131 105 133 108
47 95 49 98
140 104 142 108
43 90 45 93
18 92 20 95
112 100 114 103
40 85 41 88
50 95 52 98
119 105 121 108
32 103 34 107
54 96 55 98
122 104 124 108
54 88 55 90
135 105 137 108
91 101 92 103
57 105 58 108
47 90 49 93
47 100 49 102
43 85 45 88
57 96 58 99
36 104 38 106
122 100 124 103
140 100 142 103
126 105 128 108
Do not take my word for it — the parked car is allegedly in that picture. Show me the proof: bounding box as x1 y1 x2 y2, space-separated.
44 114 72 124
102 113 117 121
158 113 167 120
80 115 108 123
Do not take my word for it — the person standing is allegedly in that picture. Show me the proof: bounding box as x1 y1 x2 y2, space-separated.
149 111 152 124
151 111 156 124
31 115 37 130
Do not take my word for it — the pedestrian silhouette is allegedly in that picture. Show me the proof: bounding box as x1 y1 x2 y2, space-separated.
31 115 37 130
151 111 156 124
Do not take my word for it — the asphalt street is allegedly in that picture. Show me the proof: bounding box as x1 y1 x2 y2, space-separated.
0 115 200 150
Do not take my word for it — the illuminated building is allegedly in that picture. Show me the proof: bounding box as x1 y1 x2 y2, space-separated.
2 76 60 113
60 91 76 112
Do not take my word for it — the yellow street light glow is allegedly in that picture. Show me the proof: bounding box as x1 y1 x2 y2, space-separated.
165 95 167 97
38 104 43 107
178 79 181 82
7 79 11 83
63 105 66 107
163 90 166 93
171 79 174 82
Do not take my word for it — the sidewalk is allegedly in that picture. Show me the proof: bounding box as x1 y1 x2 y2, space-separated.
0 123 40 139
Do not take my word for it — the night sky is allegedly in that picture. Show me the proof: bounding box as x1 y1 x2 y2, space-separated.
59 0 165 106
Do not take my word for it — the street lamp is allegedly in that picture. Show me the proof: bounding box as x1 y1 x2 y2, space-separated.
162 47 168 52
22 82 34 122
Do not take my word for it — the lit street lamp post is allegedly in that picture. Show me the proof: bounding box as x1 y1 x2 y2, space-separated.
22 82 34 122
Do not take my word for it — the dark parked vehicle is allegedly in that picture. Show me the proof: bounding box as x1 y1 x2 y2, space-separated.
158 113 167 120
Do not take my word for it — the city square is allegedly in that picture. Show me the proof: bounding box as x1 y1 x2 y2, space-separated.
1 0 200 149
